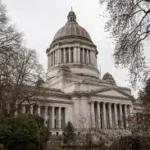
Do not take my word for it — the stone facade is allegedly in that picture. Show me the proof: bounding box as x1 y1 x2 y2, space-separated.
17 10 137 135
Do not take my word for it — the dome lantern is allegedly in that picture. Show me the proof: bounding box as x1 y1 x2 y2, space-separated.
67 9 76 23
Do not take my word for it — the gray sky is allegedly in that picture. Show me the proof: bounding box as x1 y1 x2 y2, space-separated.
4 0 150 95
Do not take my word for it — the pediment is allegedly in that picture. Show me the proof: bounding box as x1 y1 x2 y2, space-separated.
94 88 133 99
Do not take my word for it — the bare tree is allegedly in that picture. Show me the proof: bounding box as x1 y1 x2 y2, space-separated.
0 0 43 117
100 0 150 86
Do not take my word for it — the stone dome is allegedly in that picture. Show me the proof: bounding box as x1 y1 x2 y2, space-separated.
52 11 92 43
103 72 116 85
47 10 99 80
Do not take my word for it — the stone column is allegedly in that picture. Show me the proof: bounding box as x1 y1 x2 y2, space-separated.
89 51 91 64
57 49 59 64
108 103 112 129
51 107 54 129
87 50 89 64
38 105 41 116
64 48 66 63
30 104 33 114
69 48 71 63
78 47 80 63
90 51 93 65
114 103 118 129
22 105 26 114
58 49 60 64
51 53 52 66
128 105 132 127
95 54 97 67
119 104 123 129
58 107 62 129
48 54 50 68
44 106 48 126
124 104 128 128
129 105 133 115
14 104 18 116
97 102 101 128
55 50 57 64
91 102 95 128
103 102 107 128
73 47 76 62
47 55 49 69
53 51 55 65
83 49 85 63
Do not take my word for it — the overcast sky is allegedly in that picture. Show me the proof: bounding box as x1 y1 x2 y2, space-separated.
4 0 150 95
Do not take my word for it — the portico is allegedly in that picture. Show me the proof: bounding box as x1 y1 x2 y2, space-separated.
90 101 132 129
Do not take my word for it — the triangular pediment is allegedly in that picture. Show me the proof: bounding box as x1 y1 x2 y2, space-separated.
93 88 133 99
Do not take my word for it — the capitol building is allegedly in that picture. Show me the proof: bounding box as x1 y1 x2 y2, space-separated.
21 10 138 135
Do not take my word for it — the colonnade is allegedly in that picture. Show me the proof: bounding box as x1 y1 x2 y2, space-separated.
16 104 66 129
48 47 97 68
91 102 132 129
